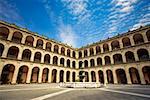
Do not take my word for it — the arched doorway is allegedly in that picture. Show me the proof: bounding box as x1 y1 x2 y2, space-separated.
1 64 15 84
66 71 70 82
129 67 141 84
106 70 114 84
52 69 57 83
42 68 49 83
111 40 120 50
98 70 104 83
34 52 41 63
133 34 144 44
137 49 149 61
125 51 135 62
72 72 75 82
25 36 34 46
116 69 127 84
36 39 43 49
46 42 52 51
17 65 28 84
7 46 19 59
44 54 50 64
53 56 58 65
12 32 23 43
142 66 150 84
103 43 109 52
54 45 59 54
122 37 131 47
22 49 31 61
113 54 123 64
104 56 111 65
85 72 89 82
91 71 96 82
60 70 64 82
31 67 39 83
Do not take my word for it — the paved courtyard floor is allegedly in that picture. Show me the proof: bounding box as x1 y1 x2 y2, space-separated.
0 84 150 100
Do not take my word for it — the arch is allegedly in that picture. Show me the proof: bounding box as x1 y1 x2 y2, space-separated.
44 54 50 64
25 36 34 46
52 69 57 83
7 46 19 59
66 71 70 82
111 40 120 50
67 59 70 67
146 30 150 41
106 70 114 84
85 72 89 82
122 37 131 47
72 61 76 68
104 56 111 65
125 51 135 62
60 70 64 82
53 56 58 65
96 46 101 54
90 48 94 56
60 58 65 66
79 51 82 58
67 49 71 57
84 50 88 57
0 43 4 57
72 72 76 82
79 61 83 68
54 45 59 53
91 71 96 82
61 47 65 55
0 26 9 40
12 31 23 43
116 69 127 84
72 51 76 58
113 54 123 64
129 67 141 84
90 59 95 67
22 49 31 61
98 70 104 83
46 42 52 51
103 43 109 52
42 68 49 83
36 39 43 49
137 49 149 61
133 33 144 44
97 57 102 66
31 67 39 83
34 52 41 63
1 64 15 84
142 66 150 84
79 71 84 82
17 65 28 84
84 60 88 68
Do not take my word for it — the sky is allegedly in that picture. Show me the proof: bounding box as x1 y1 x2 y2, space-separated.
0 0 150 48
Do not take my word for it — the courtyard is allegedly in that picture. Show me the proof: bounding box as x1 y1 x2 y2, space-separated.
0 84 150 100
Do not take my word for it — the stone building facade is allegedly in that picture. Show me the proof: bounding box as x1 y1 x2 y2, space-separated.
0 21 150 85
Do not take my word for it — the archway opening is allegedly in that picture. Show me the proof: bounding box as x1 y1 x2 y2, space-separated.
22 49 31 61
122 37 131 47
105 56 111 65
0 27 9 40
84 50 88 57
125 51 135 62
0 43 4 57
54 45 59 54
61 47 65 55
67 59 70 68
46 42 52 51
90 48 94 56
98 70 104 83
72 72 76 82
66 71 70 82
129 67 141 84
31 67 39 83
44 54 50 64
42 68 49 83
106 70 114 84
103 43 109 52
1 64 15 84
53 56 58 65
111 40 120 50
36 39 43 49
72 61 76 69
60 58 64 66
146 30 150 41
12 32 23 43
90 59 95 67
91 71 96 82
113 54 123 64
97 57 102 66
60 70 64 82
79 51 82 58
17 66 28 84
133 34 144 44
85 72 89 82
72 51 76 58
25 36 34 46
7 46 19 59
142 66 150 84
52 69 57 83
34 52 41 63
116 69 127 84
79 61 83 68
84 60 88 68
137 49 149 61
67 49 70 57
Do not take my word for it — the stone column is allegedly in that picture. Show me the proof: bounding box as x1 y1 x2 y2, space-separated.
21 34 27 44
95 71 99 82
89 71 92 82
142 32 148 43
134 52 139 61
122 53 127 63
64 71 66 82
50 55 53 65
12 66 19 84
103 70 108 85
2 45 9 58
7 30 14 41
113 69 118 84
56 70 60 83
108 42 112 51
17 48 23 60
33 38 37 47
125 67 132 84
137 66 146 84
43 41 46 50
30 51 35 62
38 68 43 83
58 58 60 66
41 53 45 63
110 55 114 65
119 39 123 48
130 36 135 46
51 44 54 52
26 67 32 83
70 71 73 82
102 56 105 65
48 69 52 83
101 45 104 53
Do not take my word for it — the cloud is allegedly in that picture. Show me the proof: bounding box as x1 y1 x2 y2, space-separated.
0 0 23 23
58 23 79 47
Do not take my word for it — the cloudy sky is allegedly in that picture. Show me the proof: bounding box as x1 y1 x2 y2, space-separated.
0 0 150 48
